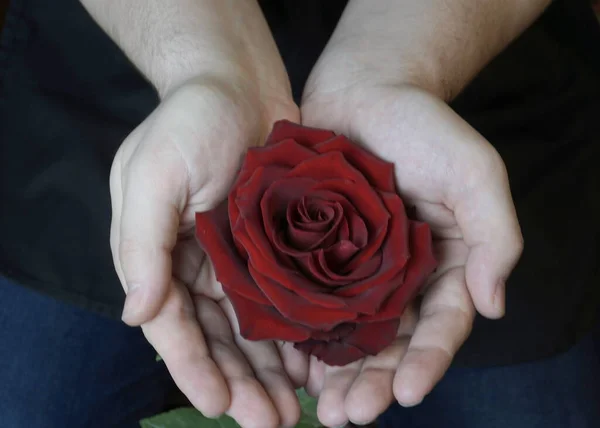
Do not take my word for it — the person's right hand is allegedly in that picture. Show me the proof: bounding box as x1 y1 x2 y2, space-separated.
109 77 308 428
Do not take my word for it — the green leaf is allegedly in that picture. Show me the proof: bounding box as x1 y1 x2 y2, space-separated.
296 388 320 427
139 388 323 428
140 408 239 428
155 354 162 362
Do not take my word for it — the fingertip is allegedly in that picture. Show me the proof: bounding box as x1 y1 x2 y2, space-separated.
277 342 309 389
121 282 169 325
491 279 506 318
277 391 301 428
345 373 394 425
175 357 231 419
305 356 326 397
465 246 511 319
393 374 424 408
468 278 505 320
226 379 280 428
317 390 349 428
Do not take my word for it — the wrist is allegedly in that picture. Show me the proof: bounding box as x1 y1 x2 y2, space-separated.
166 74 299 145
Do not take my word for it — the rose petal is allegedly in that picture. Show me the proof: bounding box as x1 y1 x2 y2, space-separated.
360 221 437 323
314 135 397 192
234 225 349 309
227 290 311 342
308 323 356 341
233 165 298 270
294 252 356 287
294 339 367 366
248 264 358 329
293 319 399 365
286 151 369 184
271 190 357 257
323 240 360 268
266 120 336 147
312 180 389 271
344 319 399 355
229 139 315 231
195 203 269 305
345 211 369 248
285 200 343 250
298 249 382 286
336 191 411 300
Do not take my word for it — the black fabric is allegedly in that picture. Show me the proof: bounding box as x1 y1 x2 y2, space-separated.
0 0 158 316
0 0 598 366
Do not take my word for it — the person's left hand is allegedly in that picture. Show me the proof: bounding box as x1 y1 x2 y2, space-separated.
299 81 522 427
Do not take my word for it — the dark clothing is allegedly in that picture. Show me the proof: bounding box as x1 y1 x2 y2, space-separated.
0 0 599 366
2 274 599 427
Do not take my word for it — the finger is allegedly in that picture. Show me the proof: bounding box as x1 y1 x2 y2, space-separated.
412 201 460 238
118 145 189 325
222 300 300 428
316 360 363 428
202 298 278 428
344 306 418 425
393 267 474 406
142 281 230 417
424 239 469 289
454 153 523 318
109 154 126 288
305 356 326 397
277 341 310 389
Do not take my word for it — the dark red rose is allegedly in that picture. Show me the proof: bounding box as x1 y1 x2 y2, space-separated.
195 120 436 366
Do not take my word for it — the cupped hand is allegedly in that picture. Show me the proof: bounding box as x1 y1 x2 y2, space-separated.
300 84 523 427
110 78 308 428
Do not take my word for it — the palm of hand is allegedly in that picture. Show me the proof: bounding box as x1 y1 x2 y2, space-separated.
110 82 307 428
300 85 523 427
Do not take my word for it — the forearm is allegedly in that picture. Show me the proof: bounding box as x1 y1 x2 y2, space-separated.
80 0 290 99
308 0 551 101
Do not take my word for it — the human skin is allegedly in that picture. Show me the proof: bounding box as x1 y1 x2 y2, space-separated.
300 0 549 426
80 0 550 427
80 1 305 427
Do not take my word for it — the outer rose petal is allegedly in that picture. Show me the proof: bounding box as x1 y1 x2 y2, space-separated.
266 120 336 147
361 221 437 323
195 203 269 305
344 319 399 355
248 264 358 329
293 319 398 366
314 135 397 192
294 340 366 367
233 165 297 270
287 151 371 185
227 289 311 342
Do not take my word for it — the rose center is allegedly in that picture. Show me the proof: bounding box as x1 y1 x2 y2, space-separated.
285 197 342 251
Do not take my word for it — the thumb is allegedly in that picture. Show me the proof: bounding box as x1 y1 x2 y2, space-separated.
115 150 188 326
455 154 523 319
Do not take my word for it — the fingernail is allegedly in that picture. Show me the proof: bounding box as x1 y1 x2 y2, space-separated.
121 283 143 322
399 398 423 408
493 280 506 316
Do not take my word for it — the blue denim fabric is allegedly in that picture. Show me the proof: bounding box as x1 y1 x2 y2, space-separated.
379 328 600 428
0 276 172 428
